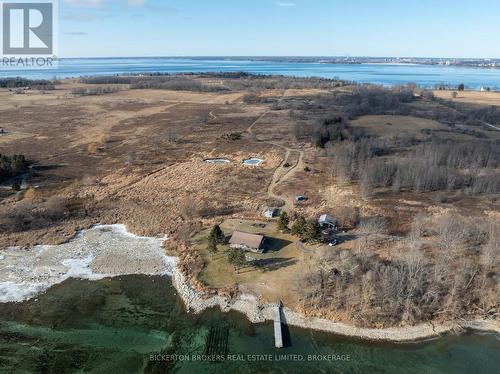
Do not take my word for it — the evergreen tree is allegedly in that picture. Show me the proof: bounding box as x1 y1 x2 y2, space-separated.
291 216 319 242
0 154 28 182
228 249 246 273
207 236 217 255
209 224 225 244
277 211 290 232
302 219 320 242
291 215 307 237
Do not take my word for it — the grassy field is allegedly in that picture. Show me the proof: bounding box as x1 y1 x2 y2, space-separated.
349 115 444 138
432 89 500 106
192 218 319 306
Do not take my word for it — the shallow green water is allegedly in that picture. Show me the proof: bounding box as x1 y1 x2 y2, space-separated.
0 276 498 374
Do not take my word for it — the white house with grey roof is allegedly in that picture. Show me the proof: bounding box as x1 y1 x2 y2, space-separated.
318 214 337 229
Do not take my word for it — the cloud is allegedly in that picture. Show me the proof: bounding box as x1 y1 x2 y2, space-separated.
276 1 295 6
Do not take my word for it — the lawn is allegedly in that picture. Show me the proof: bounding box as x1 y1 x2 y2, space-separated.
192 218 319 306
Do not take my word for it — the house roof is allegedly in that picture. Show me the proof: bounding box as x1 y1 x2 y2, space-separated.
229 231 264 249
319 214 336 224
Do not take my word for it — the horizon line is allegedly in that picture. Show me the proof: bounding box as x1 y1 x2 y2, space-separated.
56 55 500 60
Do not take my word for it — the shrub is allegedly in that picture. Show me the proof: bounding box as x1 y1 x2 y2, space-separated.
0 154 28 182
223 132 242 141
277 211 290 232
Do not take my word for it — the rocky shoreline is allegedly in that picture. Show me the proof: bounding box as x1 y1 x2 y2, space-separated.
170 258 500 343
1 224 498 342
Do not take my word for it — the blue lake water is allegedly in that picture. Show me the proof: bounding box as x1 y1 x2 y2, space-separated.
2 57 500 89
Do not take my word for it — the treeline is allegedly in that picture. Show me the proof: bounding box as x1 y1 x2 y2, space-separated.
225 75 348 90
0 154 28 182
296 114 380 149
170 71 350 88
289 85 483 130
79 75 228 92
300 215 499 327
332 139 500 195
324 85 416 118
79 72 349 92
71 86 122 96
131 76 230 92
311 116 365 147
79 76 133 84
431 96 500 126
0 77 56 90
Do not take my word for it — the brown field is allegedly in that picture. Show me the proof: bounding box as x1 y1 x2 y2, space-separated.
350 115 444 138
432 89 500 106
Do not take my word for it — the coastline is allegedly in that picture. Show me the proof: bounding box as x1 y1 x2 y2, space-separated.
0 224 171 303
2 59 500 90
170 255 500 343
1 224 498 343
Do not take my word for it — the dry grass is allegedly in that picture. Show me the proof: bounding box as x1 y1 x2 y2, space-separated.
432 89 500 106
350 115 444 138
0 80 282 246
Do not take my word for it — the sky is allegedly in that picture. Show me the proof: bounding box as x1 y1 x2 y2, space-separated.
59 0 500 58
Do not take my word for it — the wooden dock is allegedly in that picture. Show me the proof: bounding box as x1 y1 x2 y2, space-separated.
274 303 283 348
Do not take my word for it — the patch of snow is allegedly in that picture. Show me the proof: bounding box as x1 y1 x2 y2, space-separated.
0 224 172 303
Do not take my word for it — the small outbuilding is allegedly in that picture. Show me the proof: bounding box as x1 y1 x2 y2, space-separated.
229 231 265 253
263 208 279 219
318 214 337 229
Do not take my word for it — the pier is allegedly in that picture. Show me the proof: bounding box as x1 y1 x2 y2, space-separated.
274 302 283 348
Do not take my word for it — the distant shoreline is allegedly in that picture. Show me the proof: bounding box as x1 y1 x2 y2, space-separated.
54 56 500 69
1 58 500 90
2 72 498 93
